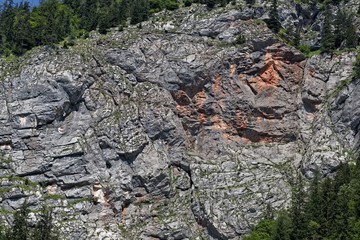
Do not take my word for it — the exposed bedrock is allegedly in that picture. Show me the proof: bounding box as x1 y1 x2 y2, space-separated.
0 3 359 240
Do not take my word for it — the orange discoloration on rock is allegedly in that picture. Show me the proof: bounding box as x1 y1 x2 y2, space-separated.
222 133 231 141
219 99 226 109
230 78 234 89
194 90 206 110
209 116 228 131
239 73 247 82
175 90 192 117
248 51 287 93
198 113 206 124
256 138 272 144
193 90 207 124
235 111 247 130
212 73 222 96
277 61 303 85
239 137 252 144
241 131 274 144
259 61 281 86
174 47 305 147
121 208 127 224
230 64 237 77
307 66 316 78
176 105 192 117
222 133 241 142
175 90 191 105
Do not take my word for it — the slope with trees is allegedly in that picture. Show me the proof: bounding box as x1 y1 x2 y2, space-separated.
245 158 360 240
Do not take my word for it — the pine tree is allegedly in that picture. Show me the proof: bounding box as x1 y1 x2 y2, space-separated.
97 0 112 33
344 13 357 48
353 54 360 80
305 169 322 239
272 211 292 240
243 219 275 240
32 206 59 240
0 0 15 54
130 0 149 24
306 170 322 222
267 0 281 33
80 0 99 32
8 203 29 240
293 28 301 47
205 0 217 9
245 0 255 6
119 0 128 24
290 173 307 240
247 160 360 240
55 4 73 41
334 10 358 49
110 0 122 27
318 178 337 237
63 0 80 10
320 6 334 52
307 220 320 240
32 0 62 45
12 1 34 55
98 10 111 34
334 9 346 48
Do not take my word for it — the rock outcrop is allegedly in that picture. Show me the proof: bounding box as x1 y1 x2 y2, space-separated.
0 2 359 239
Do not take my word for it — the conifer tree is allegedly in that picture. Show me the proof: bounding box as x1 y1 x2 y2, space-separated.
245 0 255 6
320 6 334 52
55 4 72 40
306 169 321 223
32 206 59 240
267 0 281 33
119 0 128 24
272 211 292 240
352 53 360 79
97 0 112 34
290 173 307 240
98 11 111 34
205 0 217 9
344 13 357 48
0 0 15 54
293 28 301 47
318 178 337 237
0 203 59 240
63 0 80 10
130 0 149 24
334 9 346 48
8 203 29 240
243 219 275 240
12 1 34 55
334 10 357 49
247 158 360 240
80 0 99 32
31 0 64 45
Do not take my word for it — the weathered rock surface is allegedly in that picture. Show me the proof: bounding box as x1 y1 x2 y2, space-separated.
0 1 359 240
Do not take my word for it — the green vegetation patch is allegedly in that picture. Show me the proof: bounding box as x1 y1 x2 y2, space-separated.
246 159 360 240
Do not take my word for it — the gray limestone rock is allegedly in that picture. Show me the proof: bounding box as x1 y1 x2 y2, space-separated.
0 3 359 240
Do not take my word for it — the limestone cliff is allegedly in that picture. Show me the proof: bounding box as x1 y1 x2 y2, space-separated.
0 1 359 239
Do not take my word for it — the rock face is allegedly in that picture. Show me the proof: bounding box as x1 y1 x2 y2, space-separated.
0 2 359 240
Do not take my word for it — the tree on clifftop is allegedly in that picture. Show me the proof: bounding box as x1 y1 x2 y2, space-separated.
265 0 281 33
130 0 149 24
320 6 334 52
267 0 281 33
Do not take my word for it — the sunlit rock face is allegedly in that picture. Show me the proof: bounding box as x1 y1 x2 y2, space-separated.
0 3 358 239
